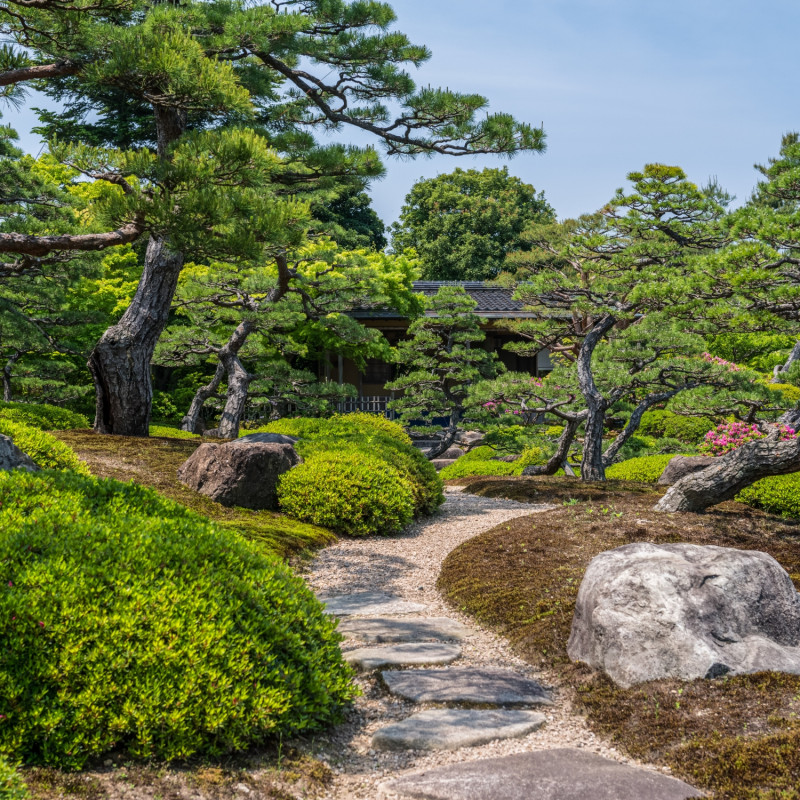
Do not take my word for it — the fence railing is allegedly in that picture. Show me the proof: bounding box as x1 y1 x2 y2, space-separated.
337 395 395 418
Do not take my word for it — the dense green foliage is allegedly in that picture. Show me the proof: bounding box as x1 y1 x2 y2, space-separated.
736 474 800 518
439 446 543 480
391 167 554 280
0 470 354 768
638 410 715 444
257 412 412 445
0 402 89 432
0 759 27 800
0 419 89 474
605 454 677 483
278 451 416 536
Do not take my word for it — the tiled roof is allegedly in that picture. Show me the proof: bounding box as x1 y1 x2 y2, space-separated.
412 281 526 313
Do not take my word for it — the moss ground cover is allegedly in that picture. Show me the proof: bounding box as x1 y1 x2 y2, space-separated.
52 430 333 559
438 476 800 799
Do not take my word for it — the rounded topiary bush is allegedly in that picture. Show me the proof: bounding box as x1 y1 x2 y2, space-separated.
278 451 415 536
605 454 678 483
736 473 800 518
0 402 88 432
0 419 89 474
0 470 354 768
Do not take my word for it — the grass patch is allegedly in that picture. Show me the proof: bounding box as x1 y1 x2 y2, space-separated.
53 430 333 559
438 476 800 799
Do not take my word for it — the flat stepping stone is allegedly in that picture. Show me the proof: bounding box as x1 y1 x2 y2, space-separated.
380 748 705 799
338 616 471 643
372 709 545 751
381 667 552 706
344 643 461 671
317 592 427 617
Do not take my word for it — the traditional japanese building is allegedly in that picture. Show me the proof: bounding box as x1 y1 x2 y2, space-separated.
326 281 553 415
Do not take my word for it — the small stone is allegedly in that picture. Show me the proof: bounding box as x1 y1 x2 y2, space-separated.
338 617 471 643
344 643 461 671
379 748 705 799
371 709 545 751
317 592 428 617
381 667 552 706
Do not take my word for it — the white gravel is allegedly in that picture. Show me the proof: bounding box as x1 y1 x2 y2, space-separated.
298 487 669 800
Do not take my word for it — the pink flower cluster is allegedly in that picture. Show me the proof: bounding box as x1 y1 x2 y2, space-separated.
702 353 742 372
699 421 797 456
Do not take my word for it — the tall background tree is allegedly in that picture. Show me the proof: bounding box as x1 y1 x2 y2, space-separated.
390 166 555 280
0 0 545 436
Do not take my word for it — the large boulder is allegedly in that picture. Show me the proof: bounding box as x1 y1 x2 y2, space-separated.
178 441 300 510
657 455 716 485
568 542 800 687
0 434 38 472
438 445 466 460
233 432 298 446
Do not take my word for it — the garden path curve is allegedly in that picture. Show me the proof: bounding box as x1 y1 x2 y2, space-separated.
300 487 697 800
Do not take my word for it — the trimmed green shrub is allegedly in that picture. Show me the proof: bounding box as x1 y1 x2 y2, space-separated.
736 473 800 518
605 454 678 483
639 410 714 444
0 759 28 800
0 419 89 475
0 402 88 431
0 470 354 768
255 413 412 446
439 459 518 480
278 451 415 536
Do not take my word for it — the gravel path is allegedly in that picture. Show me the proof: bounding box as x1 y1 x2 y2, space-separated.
299 487 661 800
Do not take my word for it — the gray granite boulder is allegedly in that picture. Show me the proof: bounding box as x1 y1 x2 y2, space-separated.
657 455 716 485
0 434 38 472
177 440 300 510
233 432 298 445
431 459 457 472
380 748 704 799
568 542 800 687
438 445 466 460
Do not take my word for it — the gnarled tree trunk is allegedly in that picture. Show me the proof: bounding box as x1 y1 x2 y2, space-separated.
2 352 20 402
654 427 800 513
180 361 225 434
206 349 254 439
88 236 184 435
772 340 800 383
523 414 584 476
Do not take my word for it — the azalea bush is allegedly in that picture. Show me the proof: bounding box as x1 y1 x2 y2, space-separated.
0 402 88 431
699 422 797 457
0 419 89 474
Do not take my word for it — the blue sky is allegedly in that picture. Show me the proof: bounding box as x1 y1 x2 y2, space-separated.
9 1 800 227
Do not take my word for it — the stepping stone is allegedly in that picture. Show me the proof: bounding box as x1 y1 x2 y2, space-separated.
379 748 705 799
338 616 471 643
381 667 553 706
345 643 461 671
317 592 427 617
372 709 545 752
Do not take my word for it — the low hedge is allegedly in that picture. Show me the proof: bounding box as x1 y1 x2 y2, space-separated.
148 424 200 440
0 470 355 768
255 413 412 446
439 447 543 481
638 410 714 444
0 402 88 432
605 454 677 483
736 473 800 519
278 450 416 536
0 419 89 475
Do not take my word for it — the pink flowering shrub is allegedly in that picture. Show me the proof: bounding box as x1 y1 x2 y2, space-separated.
702 352 742 372
699 421 797 456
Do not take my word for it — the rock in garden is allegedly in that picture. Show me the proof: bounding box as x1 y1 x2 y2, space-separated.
456 431 485 447
371 709 545 751
177 440 300 510
379 748 704 799
0 434 38 472
318 592 427 616
438 445 466 460
657 455 717 485
381 667 552 706
345 643 461 670
568 542 800 687
431 458 457 471
233 432 299 445
337 616 471 643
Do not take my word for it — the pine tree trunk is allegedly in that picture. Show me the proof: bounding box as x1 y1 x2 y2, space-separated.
87 106 186 437
523 415 584 476
88 236 184 435
772 340 800 382
2 353 19 402
654 428 800 512
427 410 462 460
180 361 225 433
207 353 253 439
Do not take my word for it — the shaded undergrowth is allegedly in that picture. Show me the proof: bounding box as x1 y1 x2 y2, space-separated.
438 476 800 799
54 430 334 559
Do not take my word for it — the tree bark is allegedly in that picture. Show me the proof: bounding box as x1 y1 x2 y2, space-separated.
654 427 800 513
2 352 20 403
576 315 616 481
523 415 584 476
180 361 225 433
88 236 184 435
426 409 463 460
87 105 186 437
772 340 800 383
